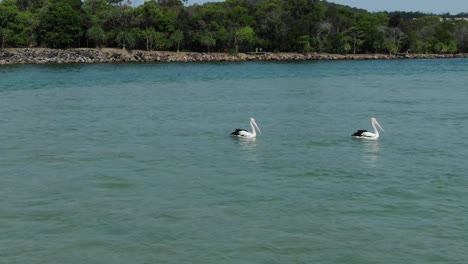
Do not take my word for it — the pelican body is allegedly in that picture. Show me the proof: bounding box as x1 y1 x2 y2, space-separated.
231 118 262 138
352 117 384 140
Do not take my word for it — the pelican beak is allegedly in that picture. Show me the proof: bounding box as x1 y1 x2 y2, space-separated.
253 120 262 135
375 120 384 132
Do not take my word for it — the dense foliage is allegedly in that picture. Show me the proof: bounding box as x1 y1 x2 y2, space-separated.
1 0 468 53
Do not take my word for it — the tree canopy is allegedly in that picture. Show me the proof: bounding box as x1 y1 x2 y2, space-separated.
1 0 468 53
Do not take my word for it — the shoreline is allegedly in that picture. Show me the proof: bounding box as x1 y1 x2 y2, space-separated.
1 48 468 65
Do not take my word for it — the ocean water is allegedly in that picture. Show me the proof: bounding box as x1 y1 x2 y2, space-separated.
1 59 467 263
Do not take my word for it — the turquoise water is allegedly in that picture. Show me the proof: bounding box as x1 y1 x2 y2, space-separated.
1 59 468 263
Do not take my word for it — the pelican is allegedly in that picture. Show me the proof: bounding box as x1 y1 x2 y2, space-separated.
230 117 262 138
352 117 384 140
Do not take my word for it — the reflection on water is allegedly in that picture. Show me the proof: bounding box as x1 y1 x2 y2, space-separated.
362 140 380 167
234 137 258 162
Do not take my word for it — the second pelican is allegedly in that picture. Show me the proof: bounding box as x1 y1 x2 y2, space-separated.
352 117 384 140
230 117 262 139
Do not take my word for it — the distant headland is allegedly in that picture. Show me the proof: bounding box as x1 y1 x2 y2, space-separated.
1 48 467 65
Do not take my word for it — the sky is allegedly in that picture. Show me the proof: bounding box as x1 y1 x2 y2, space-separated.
328 0 468 14
134 0 468 15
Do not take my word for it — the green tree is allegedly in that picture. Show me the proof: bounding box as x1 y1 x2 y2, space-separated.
170 29 184 52
225 2 254 28
113 28 139 49
354 13 388 53
143 27 157 50
154 31 170 50
83 0 110 15
15 0 48 11
326 6 356 34
199 31 216 52
306 2 327 31
155 0 187 6
314 22 332 52
0 0 16 48
432 21 457 53
87 25 105 47
0 28 13 49
37 2 83 48
346 27 365 54
405 30 428 53
405 16 441 53
286 0 327 42
455 22 468 52
255 0 289 51
1 0 32 48
296 35 312 53
50 0 83 10
1 0 465 53
102 4 135 32
382 41 397 54
233 25 255 53
330 31 351 54
135 1 177 32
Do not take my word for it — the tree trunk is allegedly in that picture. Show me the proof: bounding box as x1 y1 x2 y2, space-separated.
353 38 357 54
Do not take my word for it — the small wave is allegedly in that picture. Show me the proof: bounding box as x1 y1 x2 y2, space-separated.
98 182 132 190
382 99 418 105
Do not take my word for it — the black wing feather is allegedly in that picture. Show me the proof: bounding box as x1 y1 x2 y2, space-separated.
230 128 248 135
352 130 368 136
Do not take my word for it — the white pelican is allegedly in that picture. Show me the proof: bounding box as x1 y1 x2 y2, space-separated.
352 117 384 140
230 117 262 138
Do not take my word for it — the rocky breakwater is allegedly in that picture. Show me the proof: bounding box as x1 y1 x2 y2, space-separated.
1 48 468 65
0 48 109 64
